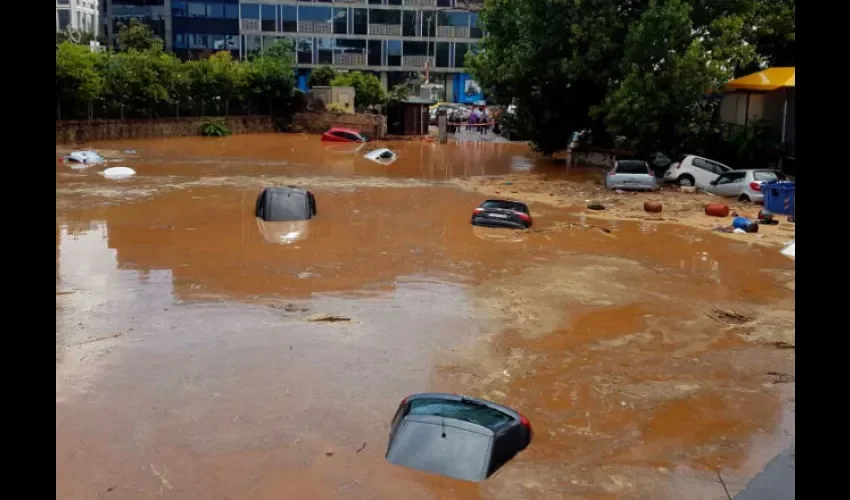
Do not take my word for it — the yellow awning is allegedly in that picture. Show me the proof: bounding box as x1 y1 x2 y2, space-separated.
725 67 795 92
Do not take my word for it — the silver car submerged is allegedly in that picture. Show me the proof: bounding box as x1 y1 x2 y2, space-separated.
705 169 788 203
606 160 658 191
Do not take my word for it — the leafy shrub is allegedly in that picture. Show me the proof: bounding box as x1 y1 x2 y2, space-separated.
326 102 349 113
199 121 232 137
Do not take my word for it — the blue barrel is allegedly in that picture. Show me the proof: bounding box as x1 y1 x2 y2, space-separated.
732 217 753 230
763 181 795 216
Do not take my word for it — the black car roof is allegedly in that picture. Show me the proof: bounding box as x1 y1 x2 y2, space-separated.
480 199 529 208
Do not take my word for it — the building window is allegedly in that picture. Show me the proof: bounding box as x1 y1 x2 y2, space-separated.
403 11 417 36
370 9 400 25
188 33 208 49
57 0 70 4
224 4 238 19
174 33 187 49
225 35 239 51
333 8 348 35
172 1 188 16
298 6 332 23
296 38 313 64
241 3 260 20
470 13 483 38
58 10 71 31
368 39 382 66
262 36 278 50
386 40 401 66
351 8 367 35
369 0 383 4
281 6 297 33
207 3 224 19
454 42 470 68
188 2 206 17
443 12 470 27
437 0 453 6
387 0 402 5
245 35 262 56
316 37 333 64
210 34 225 50
261 5 276 32
436 42 450 67
403 41 431 56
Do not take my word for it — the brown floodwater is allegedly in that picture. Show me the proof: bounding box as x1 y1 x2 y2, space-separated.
56 134 795 499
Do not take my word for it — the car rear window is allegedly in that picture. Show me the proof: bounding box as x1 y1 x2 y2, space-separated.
753 171 787 182
615 161 650 174
265 191 308 221
481 201 529 213
407 399 514 432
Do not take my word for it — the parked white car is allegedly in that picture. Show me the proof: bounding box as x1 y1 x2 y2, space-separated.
63 150 105 165
663 155 732 188
704 169 788 203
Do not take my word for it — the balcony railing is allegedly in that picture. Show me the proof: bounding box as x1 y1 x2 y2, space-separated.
334 0 367 4
404 0 437 6
436 26 470 38
368 24 402 36
241 19 260 32
333 52 366 65
402 55 435 67
298 21 332 34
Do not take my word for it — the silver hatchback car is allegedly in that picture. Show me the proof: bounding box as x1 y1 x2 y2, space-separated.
704 169 787 203
606 160 658 191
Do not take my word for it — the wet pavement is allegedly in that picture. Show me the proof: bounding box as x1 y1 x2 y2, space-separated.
57 134 795 499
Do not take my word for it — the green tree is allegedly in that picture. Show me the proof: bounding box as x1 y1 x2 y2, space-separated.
330 71 386 111
468 0 793 155
102 49 180 118
56 30 95 46
117 19 164 52
56 42 105 118
308 66 337 87
244 39 297 115
186 51 246 115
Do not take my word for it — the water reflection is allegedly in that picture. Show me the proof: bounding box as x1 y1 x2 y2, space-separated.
256 218 310 245
679 250 721 284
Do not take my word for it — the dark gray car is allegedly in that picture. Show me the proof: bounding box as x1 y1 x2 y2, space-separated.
470 200 533 229
385 393 533 482
255 187 317 222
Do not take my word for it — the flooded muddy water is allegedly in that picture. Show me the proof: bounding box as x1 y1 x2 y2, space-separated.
57 134 794 499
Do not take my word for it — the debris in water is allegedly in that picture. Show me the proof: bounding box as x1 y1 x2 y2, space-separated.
706 308 752 325
325 449 334 457
772 341 795 349
356 442 368 453
305 314 351 323
766 372 795 384
100 166 136 179
586 202 606 210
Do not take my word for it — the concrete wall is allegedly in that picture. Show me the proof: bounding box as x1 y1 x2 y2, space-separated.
56 112 387 144
56 116 275 144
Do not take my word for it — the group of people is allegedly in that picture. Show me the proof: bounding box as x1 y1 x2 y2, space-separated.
447 106 494 135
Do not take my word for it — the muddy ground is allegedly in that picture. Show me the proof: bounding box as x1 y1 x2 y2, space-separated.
57 135 794 499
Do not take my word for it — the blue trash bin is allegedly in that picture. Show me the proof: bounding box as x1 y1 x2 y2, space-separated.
763 181 795 216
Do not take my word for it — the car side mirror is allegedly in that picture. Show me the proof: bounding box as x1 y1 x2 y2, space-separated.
710 180 718 185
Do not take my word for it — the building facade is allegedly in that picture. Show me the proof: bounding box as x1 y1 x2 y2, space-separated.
102 0 485 103
57 0 101 35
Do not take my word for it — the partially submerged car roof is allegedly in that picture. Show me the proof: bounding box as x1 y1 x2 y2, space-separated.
255 187 316 222
364 148 397 163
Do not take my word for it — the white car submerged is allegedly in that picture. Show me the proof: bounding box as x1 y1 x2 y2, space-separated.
663 154 731 188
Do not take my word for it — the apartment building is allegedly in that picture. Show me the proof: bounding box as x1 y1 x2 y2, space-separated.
57 0 101 35
103 0 485 103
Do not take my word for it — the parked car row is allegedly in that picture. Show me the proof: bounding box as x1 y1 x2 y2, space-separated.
606 153 787 203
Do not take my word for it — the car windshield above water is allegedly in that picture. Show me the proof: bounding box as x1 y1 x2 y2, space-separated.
480 200 529 213
615 160 651 174
407 398 515 432
753 170 787 182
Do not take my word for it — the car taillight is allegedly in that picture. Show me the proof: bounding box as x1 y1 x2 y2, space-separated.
473 208 485 214
519 413 533 440
516 212 530 222
749 182 761 191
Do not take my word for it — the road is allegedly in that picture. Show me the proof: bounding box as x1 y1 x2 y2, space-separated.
56 134 795 499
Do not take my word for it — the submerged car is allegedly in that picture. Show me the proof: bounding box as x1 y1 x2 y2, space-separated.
386 393 533 482
364 148 397 165
255 187 317 222
321 127 368 143
63 150 105 165
662 154 732 188
256 219 309 245
471 200 532 229
704 169 788 203
605 159 658 191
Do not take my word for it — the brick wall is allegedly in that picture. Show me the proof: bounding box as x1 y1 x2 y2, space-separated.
56 112 386 144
